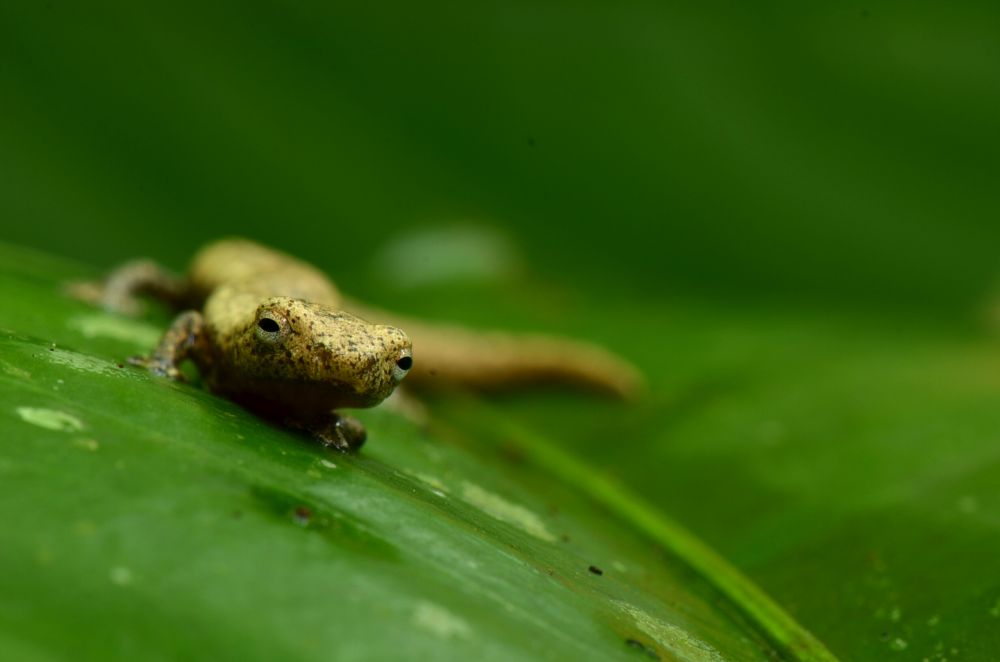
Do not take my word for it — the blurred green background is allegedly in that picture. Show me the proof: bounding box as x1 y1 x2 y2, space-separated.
4 1 1000 311
4 1 1000 660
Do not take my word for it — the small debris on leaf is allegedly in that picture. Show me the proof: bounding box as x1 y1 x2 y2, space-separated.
625 638 660 660
293 505 312 526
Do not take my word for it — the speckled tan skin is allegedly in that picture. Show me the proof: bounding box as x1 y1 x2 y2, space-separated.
73 238 641 450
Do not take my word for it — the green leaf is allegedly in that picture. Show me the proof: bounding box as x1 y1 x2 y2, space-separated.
0 243 835 660
2 1 999 659
500 304 1000 660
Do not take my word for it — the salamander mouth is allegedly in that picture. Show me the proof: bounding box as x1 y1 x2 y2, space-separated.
223 377 390 417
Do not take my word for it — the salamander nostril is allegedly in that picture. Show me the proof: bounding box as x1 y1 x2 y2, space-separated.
396 356 413 371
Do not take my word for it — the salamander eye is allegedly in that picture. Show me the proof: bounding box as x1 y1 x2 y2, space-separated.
393 351 413 382
255 315 285 342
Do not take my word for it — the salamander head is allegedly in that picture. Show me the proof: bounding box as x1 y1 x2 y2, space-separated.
231 297 412 411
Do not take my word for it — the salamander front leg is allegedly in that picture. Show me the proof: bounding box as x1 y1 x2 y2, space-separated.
128 311 209 381
310 414 367 452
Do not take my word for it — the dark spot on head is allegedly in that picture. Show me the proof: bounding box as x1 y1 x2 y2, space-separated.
117 363 124 369
258 317 280 333
396 356 413 371
588 565 603 576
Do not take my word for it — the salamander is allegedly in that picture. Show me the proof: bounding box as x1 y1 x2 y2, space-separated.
71 238 641 451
